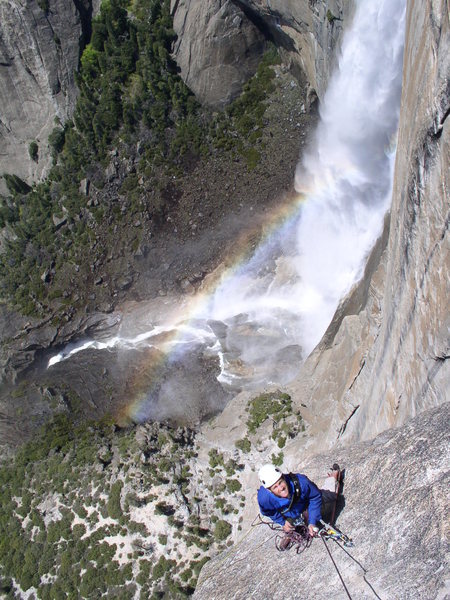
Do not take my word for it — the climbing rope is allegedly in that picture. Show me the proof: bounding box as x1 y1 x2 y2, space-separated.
252 513 313 553
321 535 353 599
256 514 383 600
324 536 383 600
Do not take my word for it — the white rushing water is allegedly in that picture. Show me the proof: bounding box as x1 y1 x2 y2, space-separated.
49 0 406 391
200 0 406 379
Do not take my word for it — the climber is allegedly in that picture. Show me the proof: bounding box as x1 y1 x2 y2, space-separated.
257 464 340 536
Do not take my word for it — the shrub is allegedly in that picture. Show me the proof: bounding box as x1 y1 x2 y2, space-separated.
235 438 251 453
226 479 242 493
37 0 49 13
154 502 175 517
48 127 66 158
326 9 339 23
224 459 239 476
192 556 210 575
107 480 123 519
120 174 139 193
277 436 286 448
213 520 232 541
208 449 224 469
136 559 152 586
29 141 39 162
152 556 175 580
246 391 292 433
2 174 31 195
271 451 284 467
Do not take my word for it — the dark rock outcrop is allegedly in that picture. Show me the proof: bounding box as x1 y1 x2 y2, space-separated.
170 0 267 108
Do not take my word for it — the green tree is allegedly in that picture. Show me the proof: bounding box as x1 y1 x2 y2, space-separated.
107 480 124 519
29 141 39 162
213 520 232 541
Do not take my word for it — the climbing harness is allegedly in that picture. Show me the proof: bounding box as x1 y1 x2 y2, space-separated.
276 527 313 553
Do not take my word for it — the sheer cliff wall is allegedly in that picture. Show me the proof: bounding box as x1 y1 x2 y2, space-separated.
0 0 97 192
1 0 351 188
170 0 354 108
286 0 449 451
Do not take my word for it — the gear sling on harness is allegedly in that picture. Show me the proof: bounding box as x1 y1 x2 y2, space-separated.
280 473 306 526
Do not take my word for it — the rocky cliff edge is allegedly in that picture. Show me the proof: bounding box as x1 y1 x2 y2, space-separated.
285 0 449 452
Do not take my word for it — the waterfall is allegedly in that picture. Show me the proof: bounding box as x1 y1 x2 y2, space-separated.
293 0 406 350
202 0 406 384
48 0 407 400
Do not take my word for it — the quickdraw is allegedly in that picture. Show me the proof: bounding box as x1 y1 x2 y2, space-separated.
319 519 354 547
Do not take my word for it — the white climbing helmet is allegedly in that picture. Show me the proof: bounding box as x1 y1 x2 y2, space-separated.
258 464 282 488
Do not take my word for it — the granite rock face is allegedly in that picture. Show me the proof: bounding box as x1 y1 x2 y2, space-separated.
0 0 89 190
170 0 267 108
1 0 351 184
194 403 450 600
171 0 353 108
286 0 449 450
194 2 448 593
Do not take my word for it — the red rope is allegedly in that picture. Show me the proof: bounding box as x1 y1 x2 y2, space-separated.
252 515 313 554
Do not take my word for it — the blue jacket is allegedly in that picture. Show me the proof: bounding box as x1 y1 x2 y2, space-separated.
257 473 322 526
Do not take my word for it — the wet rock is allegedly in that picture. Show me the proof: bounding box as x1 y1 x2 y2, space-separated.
286 0 449 450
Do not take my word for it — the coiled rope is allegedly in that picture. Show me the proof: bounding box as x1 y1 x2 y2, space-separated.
256 514 383 600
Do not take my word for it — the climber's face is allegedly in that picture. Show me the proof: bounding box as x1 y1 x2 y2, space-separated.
269 476 289 498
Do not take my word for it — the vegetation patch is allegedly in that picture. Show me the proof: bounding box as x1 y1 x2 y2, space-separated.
0 409 252 598
213 520 232 542
0 0 283 319
235 437 251 453
28 141 39 162
246 390 292 433
244 390 305 450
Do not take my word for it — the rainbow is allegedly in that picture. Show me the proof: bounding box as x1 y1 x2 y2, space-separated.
117 190 308 425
